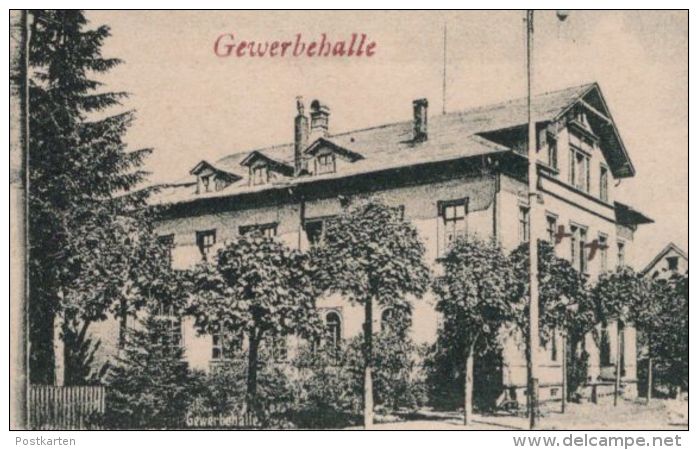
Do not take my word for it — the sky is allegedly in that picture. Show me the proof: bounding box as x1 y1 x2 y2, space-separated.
86 10 687 269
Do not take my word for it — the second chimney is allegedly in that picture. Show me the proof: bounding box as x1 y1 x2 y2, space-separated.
310 100 330 141
413 98 428 142
294 97 309 176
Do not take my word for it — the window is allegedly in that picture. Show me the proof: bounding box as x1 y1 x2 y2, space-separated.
569 224 587 272
617 241 625 268
201 175 211 193
599 165 609 202
305 220 324 246
158 234 175 267
519 206 530 243
316 153 336 174
265 336 288 363
381 308 395 332
598 234 608 272
196 229 216 260
569 134 591 192
211 323 243 361
546 214 557 244
667 256 679 271
547 134 558 170
252 166 268 185
325 311 342 352
438 199 467 255
239 223 277 238
155 303 182 354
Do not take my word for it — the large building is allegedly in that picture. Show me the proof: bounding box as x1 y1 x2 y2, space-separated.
92 82 653 404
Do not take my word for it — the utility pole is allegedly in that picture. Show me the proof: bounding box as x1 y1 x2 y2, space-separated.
442 23 447 115
526 9 541 430
10 9 30 430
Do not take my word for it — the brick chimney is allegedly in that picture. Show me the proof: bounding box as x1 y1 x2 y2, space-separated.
294 96 309 176
413 98 428 142
310 99 330 142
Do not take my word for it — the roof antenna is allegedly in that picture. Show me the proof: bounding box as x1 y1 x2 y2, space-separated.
442 22 447 115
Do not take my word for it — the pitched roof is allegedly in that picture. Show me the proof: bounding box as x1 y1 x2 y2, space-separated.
149 82 634 206
641 242 688 276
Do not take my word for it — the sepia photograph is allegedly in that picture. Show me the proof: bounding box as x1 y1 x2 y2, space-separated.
8 8 688 434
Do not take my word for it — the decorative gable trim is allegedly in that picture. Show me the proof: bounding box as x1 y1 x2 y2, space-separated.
240 151 294 177
304 137 364 162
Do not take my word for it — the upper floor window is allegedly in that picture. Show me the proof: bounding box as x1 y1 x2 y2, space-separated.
304 216 335 247
252 166 268 185
518 206 530 243
547 134 558 171
316 153 336 174
239 222 277 238
545 214 557 244
617 241 626 268
263 335 288 363
439 199 467 253
667 256 679 271
599 165 609 202
196 229 216 260
201 175 211 193
569 147 590 192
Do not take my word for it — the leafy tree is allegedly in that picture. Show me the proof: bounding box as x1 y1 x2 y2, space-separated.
311 199 430 428
27 10 152 383
592 266 652 404
432 237 517 424
104 312 202 429
189 234 322 411
510 241 593 402
635 273 688 398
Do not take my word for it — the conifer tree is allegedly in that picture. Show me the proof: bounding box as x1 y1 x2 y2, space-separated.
27 10 153 383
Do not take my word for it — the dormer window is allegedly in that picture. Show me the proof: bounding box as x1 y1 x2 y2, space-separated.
316 153 336 174
201 175 211 192
252 166 268 185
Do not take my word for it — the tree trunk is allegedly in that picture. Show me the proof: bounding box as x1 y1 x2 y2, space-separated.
118 299 128 349
53 310 64 386
463 342 475 425
247 328 260 411
561 334 567 413
646 356 653 404
363 298 374 429
614 325 622 407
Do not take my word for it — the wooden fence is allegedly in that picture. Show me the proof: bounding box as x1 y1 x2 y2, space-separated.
29 385 105 430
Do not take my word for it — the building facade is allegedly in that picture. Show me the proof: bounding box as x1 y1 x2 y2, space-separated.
91 83 653 404
642 243 688 281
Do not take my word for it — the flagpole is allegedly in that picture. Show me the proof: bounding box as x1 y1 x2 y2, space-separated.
526 9 541 430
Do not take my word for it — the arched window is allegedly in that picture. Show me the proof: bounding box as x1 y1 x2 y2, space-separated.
381 308 393 331
325 311 341 351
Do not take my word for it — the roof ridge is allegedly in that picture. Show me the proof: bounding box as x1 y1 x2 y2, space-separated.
214 82 597 164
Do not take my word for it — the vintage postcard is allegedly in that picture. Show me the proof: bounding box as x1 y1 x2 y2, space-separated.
9 9 688 432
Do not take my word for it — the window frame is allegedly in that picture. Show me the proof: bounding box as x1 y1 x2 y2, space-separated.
547 133 558 171
155 303 182 355
518 205 530 244
545 213 558 244
617 240 626 268
196 229 216 260
599 164 609 202
598 233 608 272
438 198 468 254
239 222 278 238
315 152 336 175
251 165 268 185
210 323 244 361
